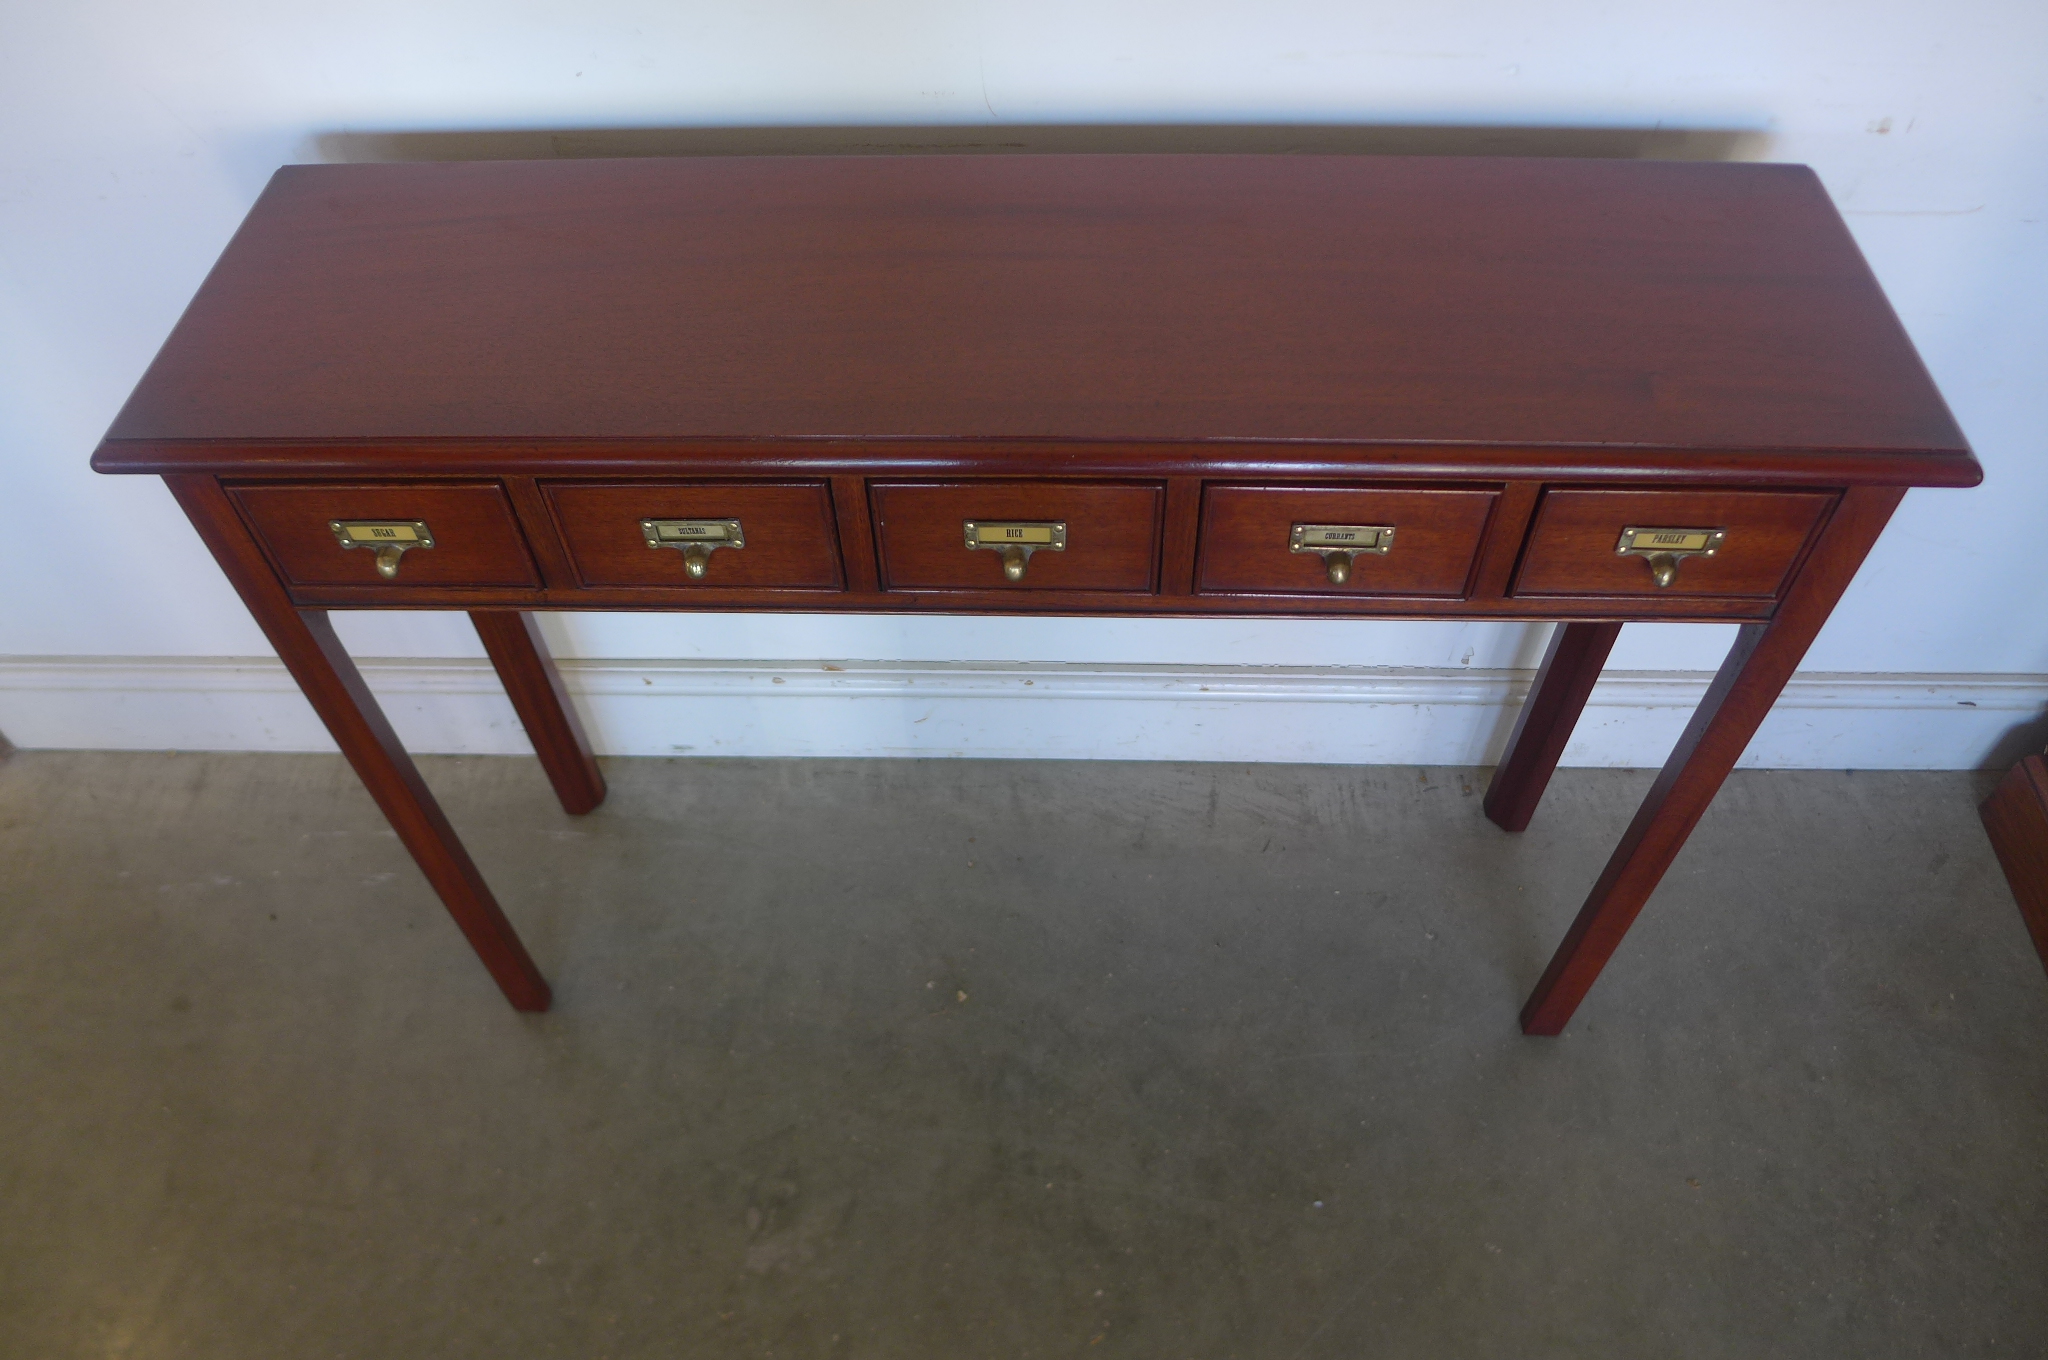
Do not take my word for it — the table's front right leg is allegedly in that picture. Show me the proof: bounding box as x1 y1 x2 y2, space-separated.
1517 486 1904 1035
165 475 552 1012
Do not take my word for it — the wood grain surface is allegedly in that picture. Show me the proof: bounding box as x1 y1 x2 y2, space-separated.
94 156 1973 479
1512 489 1835 599
228 481 541 588
544 480 844 589
1196 485 1497 597
871 480 1162 592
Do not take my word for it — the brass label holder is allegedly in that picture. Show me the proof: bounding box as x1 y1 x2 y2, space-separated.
1615 526 1724 589
331 520 434 579
1290 523 1394 586
642 519 744 580
963 520 1066 582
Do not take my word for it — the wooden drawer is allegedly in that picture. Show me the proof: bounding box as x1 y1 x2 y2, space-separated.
1197 485 1497 597
229 481 539 588
1513 489 1835 599
872 481 1162 592
544 481 843 589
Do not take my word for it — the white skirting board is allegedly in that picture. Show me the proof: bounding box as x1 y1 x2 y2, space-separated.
0 656 2040 769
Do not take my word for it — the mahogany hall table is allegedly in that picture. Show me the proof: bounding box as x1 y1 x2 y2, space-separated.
91 154 1979 1032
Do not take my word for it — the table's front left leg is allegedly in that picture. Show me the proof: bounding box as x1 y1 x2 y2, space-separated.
1519 486 1905 1036
471 612 606 816
166 476 552 1012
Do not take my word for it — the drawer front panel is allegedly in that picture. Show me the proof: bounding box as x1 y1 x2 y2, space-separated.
1197 485 1498 597
229 482 539 588
1513 489 1835 599
545 481 843 589
872 481 1162 592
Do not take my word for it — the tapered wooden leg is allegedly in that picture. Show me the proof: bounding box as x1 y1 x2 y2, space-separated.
1520 487 1905 1035
471 612 606 816
166 476 551 1012
1485 622 1622 832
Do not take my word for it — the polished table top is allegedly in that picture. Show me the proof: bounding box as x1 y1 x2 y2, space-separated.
95 154 1968 480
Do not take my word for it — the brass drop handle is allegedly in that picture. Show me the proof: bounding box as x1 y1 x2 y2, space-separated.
1289 523 1394 586
331 521 434 579
964 520 1067 582
643 519 744 580
1616 527 1725 589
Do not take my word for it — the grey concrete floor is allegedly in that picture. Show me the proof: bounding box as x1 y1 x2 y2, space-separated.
0 750 2044 1359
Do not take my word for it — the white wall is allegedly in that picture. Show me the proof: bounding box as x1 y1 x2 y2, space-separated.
2 0 2044 767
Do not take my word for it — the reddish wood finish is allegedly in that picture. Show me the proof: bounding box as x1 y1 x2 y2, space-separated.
1513 489 1835 599
94 158 1982 1028
103 439 1983 488
228 481 540 589
829 476 882 594
1484 622 1624 833
95 157 1968 463
503 475 582 589
166 475 551 1011
871 481 1162 593
1979 755 2048 981
1196 486 1497 598
544 481 843 590
471 611 606 816
1159 479 1203 597
270 579 1804 622
1519 486 1906 1034
1468 482 1543 602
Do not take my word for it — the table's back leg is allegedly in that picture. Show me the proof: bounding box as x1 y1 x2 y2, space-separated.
1519 486 1904 1035
166 475 552 1012
1485 621 1623 832
471 612 606 816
